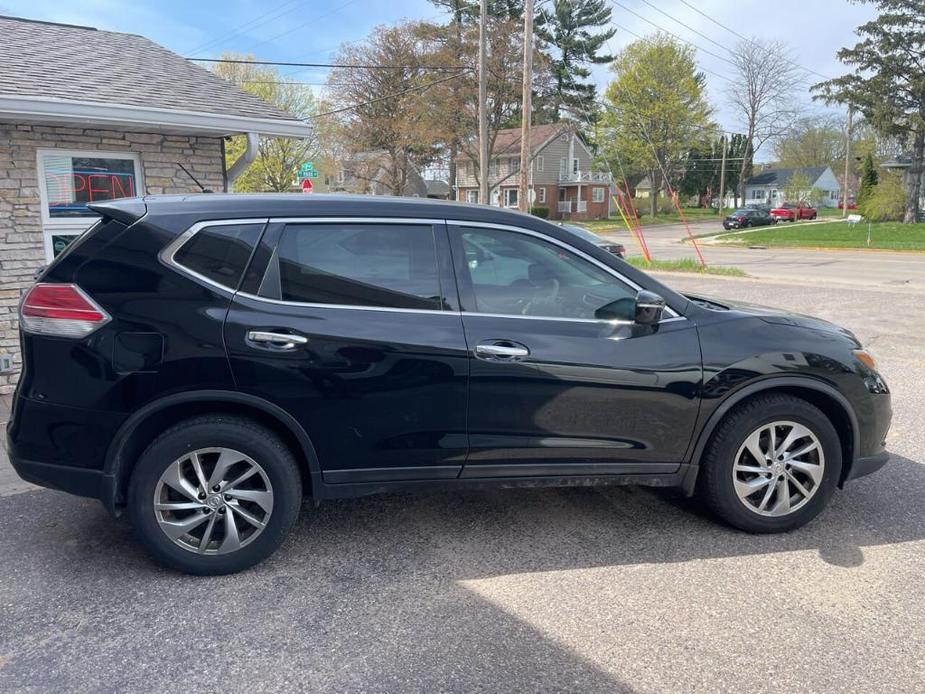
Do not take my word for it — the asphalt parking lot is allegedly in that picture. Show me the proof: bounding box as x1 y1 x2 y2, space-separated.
1 273 923 693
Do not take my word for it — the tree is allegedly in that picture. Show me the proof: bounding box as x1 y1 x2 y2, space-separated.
535 0 615 122
602 35 715 217
211 54 318 192
727 38 804 204
772 115 846 169
862 171 906 220
679 142 721 204
782 170 813 205
857 152 880 208
813 0 925 223
326 23 443 196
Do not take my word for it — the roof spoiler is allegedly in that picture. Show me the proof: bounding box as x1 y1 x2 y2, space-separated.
87 199 147 225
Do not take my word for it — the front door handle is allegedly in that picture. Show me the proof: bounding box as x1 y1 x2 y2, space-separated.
475 341 530 361
246 330 308 351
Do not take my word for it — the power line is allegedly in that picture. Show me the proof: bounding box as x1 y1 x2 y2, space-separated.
636 0 729 54
611 1 736 68
186 0 304 56
240 0 363 54
314 69 472 118
611 20 732 83
190 57 468 70
676 0 830 80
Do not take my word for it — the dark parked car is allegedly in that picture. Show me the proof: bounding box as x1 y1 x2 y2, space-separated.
723 208 777 230
9 195 891 575
559 223 626 258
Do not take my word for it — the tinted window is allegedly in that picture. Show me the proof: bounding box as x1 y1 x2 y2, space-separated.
276 223 441 310
459 227 635 320
173 223 263 289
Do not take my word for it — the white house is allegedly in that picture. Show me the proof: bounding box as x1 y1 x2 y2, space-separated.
744 166 841 207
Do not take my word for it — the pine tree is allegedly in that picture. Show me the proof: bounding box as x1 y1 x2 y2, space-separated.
857 152 879 208
536 0 616 123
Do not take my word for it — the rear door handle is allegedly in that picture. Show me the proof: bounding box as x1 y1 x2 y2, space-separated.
246 330 308 351
475 341 530 361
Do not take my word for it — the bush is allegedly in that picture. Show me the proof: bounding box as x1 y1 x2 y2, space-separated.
530 206 549 218
861 173 905 221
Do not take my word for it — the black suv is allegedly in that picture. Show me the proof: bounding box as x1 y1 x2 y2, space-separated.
8 195 892 575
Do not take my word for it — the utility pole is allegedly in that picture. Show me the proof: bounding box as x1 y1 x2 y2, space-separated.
842 106 853 218
717 135 728 215
478 0 489 205
518 0 534 212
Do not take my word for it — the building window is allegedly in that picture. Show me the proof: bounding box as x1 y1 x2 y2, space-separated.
537 187 546 204
503 188 518 207
572 158 579 174
535 155 544 172
466 161 474 177
37 149 143 260
489 159 500 177
592 187 605 203
466 189 479 203
509 157 520 173
336 170 346 184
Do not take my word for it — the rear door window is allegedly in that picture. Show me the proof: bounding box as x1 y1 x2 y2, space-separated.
173 223 264 289
274 223 443 310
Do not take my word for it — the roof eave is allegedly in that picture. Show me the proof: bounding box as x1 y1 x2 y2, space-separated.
0 94 313 138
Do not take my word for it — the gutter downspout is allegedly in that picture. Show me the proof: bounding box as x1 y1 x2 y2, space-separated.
225 132 259 191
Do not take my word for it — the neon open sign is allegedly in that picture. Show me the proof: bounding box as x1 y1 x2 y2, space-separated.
46 169 136 213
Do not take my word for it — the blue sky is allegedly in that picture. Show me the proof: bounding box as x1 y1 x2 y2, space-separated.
1 0 877 137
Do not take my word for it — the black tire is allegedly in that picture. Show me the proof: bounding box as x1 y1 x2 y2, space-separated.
128 415 302 575
698 394 842 533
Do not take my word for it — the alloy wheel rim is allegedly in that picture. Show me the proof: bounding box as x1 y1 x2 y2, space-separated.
153 447 274 555
732 421 825 517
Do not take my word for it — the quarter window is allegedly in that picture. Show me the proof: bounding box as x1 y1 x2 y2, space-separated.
275 223 442 310
457 226 636 320
173 223 264 289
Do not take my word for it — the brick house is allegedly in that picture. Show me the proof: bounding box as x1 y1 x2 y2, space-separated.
454 123 613 220
0 15 311 392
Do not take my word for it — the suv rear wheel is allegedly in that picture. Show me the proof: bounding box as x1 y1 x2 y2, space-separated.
698 394 842 533
128 415 302 575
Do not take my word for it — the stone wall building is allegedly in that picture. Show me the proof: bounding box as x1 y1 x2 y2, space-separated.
0 16 312 392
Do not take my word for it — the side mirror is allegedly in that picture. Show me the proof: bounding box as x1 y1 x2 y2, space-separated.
594 290 666 324
634 290 666 325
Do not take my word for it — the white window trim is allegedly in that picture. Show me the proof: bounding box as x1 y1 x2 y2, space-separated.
36 148 144 261
537 187 546 203
592 187 605 203
536 155 544 172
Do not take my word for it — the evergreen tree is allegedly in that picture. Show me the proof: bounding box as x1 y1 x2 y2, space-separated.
536 0 616 122
857 151 879 208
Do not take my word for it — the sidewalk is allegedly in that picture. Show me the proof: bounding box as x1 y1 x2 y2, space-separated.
0 392 36 496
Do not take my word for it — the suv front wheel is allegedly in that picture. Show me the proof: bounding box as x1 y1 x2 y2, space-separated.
698 394 842 533
128 415 302 575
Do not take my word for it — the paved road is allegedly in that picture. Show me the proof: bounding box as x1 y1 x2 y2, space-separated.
601 220 925 291
1 274 923 693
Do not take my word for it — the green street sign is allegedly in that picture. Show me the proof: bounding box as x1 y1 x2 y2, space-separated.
298 162 314 177
309 170 319 178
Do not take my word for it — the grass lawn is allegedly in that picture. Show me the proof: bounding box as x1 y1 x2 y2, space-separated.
577 207 725 232
625 256 746 276
717 221 925 251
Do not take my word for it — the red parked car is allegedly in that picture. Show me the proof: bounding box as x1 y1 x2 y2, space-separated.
770 203 817 222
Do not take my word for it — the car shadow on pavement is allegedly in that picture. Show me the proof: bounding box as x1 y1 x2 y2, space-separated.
0 453 922 691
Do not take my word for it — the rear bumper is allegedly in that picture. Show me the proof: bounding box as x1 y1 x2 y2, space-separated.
9 454 105 498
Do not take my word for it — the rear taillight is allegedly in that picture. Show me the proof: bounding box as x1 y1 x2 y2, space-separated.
20 283 110 338
737 216 745 222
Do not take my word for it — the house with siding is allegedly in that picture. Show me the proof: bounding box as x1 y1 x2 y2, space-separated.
744 166 841 207
0 15 311 391
454 123 613 220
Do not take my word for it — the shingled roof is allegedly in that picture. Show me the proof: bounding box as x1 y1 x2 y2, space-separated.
746 167 828 187
0 15 311 137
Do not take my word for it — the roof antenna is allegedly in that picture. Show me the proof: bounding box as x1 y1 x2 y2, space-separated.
177 162 213 193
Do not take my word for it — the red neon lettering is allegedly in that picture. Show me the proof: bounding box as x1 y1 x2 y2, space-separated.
71 173 86 196
88 174 112 201
111 174 135 198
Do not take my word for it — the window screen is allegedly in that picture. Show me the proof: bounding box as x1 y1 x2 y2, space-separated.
173 223 263 289
276 223 442 310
